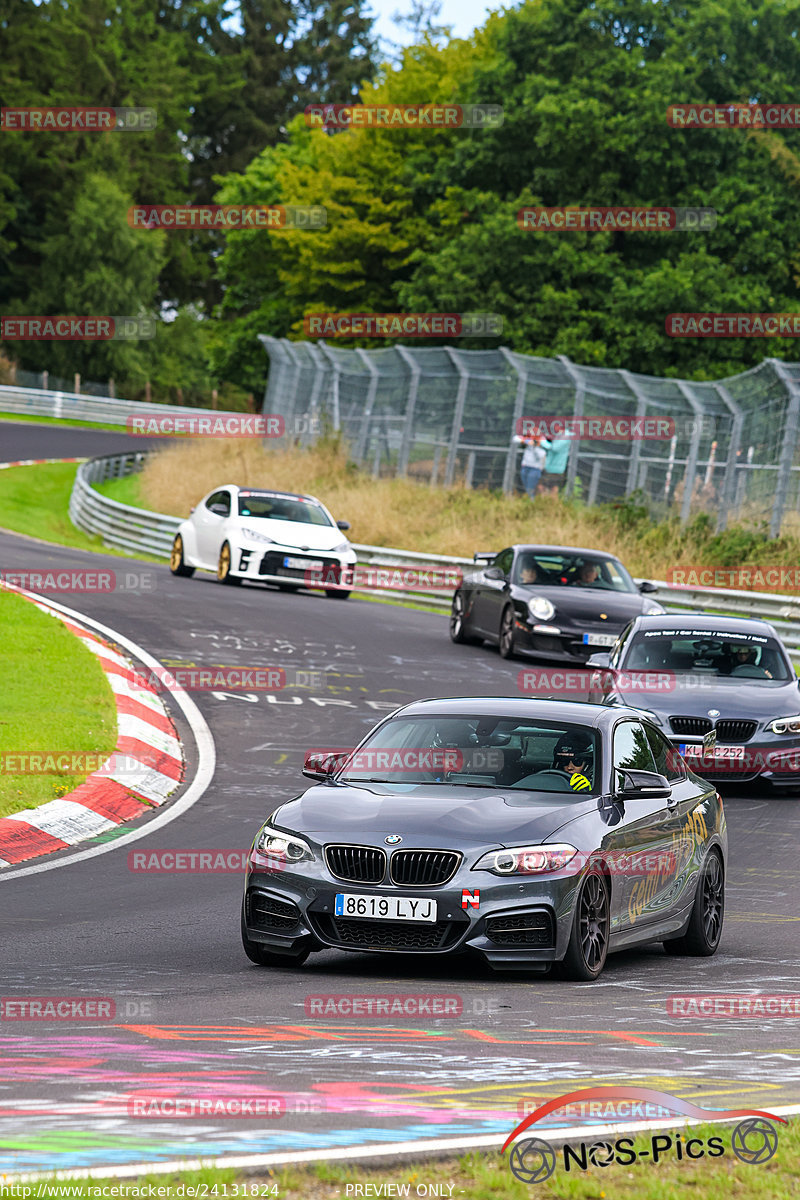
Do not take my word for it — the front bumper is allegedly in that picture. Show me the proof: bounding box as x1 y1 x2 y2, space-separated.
230 546 356 586
243 858 581 968
671 736 800 787
512 616 621 663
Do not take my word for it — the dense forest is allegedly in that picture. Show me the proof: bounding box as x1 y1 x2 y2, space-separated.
2 0 800 402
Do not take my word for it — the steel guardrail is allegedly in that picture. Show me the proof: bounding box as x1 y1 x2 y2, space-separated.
66 451 800 660
0 382 240 427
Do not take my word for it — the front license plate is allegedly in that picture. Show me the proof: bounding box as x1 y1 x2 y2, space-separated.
582 632 617 647
335 893 438 922
679 743 745 762
284 555 324 571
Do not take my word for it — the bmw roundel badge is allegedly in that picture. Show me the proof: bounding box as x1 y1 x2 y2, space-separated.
384 834 403 845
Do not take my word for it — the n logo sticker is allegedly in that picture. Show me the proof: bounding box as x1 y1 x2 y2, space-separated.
461 889 480 910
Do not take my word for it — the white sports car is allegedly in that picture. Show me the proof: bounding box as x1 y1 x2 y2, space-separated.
169 485 357 598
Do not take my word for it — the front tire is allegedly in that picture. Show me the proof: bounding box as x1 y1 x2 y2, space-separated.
169 534 194 578
498 605 517 659
325 589 351 599
663 849 724 957
450 591 480 644
217 541 242 586
241 905 310 967
559 869 610 981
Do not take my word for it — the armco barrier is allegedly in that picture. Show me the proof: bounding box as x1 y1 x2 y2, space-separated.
0 382 239 428
67 452 800 661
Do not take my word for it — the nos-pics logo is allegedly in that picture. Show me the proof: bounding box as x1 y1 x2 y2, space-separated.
502 1086 786 1184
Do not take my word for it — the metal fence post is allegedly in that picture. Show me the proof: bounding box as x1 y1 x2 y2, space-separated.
305 342 330 433
767 359 800 538
713 383 744 533
619 370 648 495
444 348 468 486
316 342 341 431
500 348 525 495
395 345 421 476
676 381 704 526
354 348 380 464
557 355 584 495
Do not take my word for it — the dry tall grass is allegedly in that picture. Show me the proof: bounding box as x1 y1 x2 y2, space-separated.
136 437 779 579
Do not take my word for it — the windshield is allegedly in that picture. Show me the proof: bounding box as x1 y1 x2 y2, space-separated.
337 715 600 795
622 630 791 680
237 492 334 527
513 551 636 593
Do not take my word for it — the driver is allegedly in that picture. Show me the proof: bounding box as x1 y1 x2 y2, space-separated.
573 562 599 586
519 557 539 584
552 732 594 791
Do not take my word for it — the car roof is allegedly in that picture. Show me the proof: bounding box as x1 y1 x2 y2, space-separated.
390 696 645 726
230 486 318 503
509 544 625 561
631 612 778 635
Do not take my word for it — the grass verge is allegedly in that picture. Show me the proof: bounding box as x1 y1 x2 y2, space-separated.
0 462 159 558
0 589 117 816
14 1119 799 1198
0 411 124 432
113 433 800 582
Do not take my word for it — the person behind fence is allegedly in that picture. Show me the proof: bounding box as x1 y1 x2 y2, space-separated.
540 429 574 493
514 427 550 498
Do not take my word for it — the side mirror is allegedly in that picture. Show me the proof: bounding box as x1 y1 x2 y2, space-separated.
586 652 611 668
484 566 506 581
638 580 658 594
336 520 351 531
473 551 496 563
302 749 350 781
616 769 671 800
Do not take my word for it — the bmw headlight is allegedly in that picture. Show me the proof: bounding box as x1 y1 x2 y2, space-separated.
474 843 577 875
645 603 666 615
254 822 314 864
331 541 351 553
768 714 800 734
528 596 556 622
242 527 275 545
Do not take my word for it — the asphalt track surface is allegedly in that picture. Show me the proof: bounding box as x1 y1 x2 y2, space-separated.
1 422 799 1176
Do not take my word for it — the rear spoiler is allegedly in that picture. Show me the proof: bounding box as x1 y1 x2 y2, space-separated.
473 551 495 564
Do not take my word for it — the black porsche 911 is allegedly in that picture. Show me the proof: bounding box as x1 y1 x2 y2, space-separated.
241 697 726 981
586 613 800 792
449 544 665 661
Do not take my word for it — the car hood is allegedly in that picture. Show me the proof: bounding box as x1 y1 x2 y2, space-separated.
275 783 600 848
614 675 800 721
234 518 346 552
528 586 652 626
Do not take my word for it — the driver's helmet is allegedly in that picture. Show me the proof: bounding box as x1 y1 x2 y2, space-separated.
552 732 594 775
729 643 754 659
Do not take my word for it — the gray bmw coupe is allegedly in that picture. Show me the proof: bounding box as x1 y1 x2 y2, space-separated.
242 698 726 980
